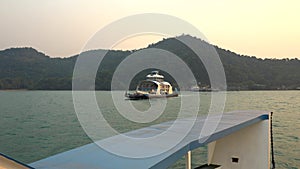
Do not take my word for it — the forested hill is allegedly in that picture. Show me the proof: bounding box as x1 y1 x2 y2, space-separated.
0 35 299 90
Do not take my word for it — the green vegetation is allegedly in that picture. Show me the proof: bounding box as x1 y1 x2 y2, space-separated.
0 35 299 90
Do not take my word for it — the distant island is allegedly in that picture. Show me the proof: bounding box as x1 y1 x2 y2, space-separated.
0 35 299 90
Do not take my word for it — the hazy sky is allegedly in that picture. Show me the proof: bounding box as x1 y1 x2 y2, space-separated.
0 0 299 58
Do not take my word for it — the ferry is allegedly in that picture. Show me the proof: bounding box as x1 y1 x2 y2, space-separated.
125 70 178 100
190 85 212 92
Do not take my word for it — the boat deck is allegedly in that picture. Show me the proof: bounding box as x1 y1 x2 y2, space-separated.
30 111 269 169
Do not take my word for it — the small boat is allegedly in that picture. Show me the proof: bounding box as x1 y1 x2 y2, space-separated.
190 85 212 92
190 84 219 92
125 71 178 100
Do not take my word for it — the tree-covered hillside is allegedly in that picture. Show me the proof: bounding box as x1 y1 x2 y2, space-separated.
0 35 299 90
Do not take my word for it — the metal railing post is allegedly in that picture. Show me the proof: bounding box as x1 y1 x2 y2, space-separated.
185 151 191 169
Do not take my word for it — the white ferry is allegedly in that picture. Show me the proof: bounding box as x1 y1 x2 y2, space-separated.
125 70 178 100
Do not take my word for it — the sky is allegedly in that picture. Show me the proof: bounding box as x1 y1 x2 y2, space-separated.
0 0 299 59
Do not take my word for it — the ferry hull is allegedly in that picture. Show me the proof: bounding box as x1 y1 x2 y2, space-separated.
126 93 178 100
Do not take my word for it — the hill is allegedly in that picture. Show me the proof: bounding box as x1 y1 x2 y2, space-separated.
0 35 299 90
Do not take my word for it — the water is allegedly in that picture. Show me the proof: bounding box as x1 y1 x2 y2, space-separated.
0 91 299 168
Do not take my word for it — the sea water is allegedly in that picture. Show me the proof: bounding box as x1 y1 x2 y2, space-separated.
0 91 299 168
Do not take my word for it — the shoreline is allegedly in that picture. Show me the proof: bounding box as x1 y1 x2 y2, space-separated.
0 89 28 91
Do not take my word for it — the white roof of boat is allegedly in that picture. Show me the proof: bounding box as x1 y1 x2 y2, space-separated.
30 111 269 169
146 74 164 79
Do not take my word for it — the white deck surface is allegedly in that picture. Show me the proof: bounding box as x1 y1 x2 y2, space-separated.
30 111 269 169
